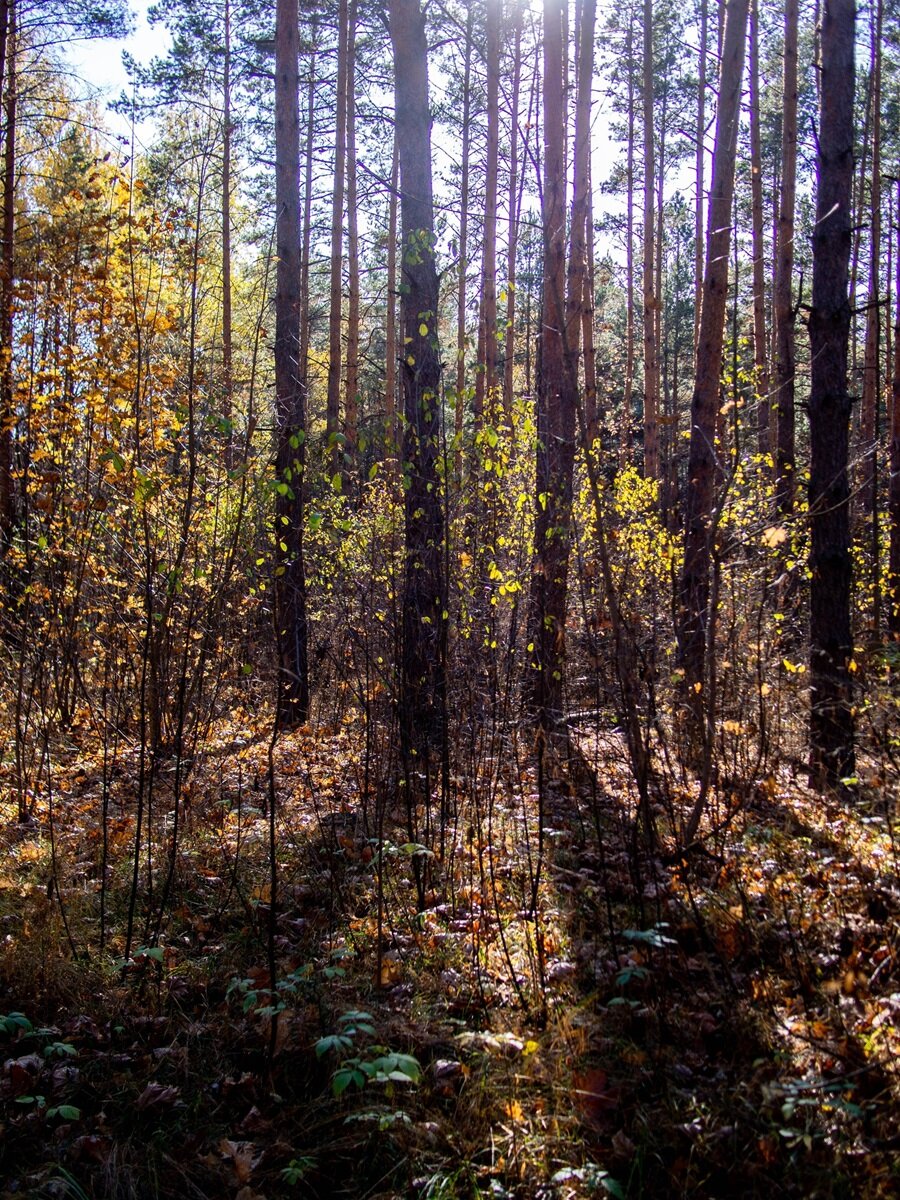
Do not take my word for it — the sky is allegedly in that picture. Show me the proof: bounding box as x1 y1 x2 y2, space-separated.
62 0 170 150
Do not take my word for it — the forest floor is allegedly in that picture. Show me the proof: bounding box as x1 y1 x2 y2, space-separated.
0 704 899 1199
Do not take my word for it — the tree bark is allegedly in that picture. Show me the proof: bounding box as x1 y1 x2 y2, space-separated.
454 5 473 468
677 0 749 732
274 0 309 727
326 0 349 460
774 0 798 516
502 0 524 425
889 181 900 636
389 0 445 759
0 0 15 551
857 0 881 627
528 0 592 729
748 0 769 458
474 0 500 428
808 0 855 790
694 0 707 366
344 0 359 472
642 0 660 479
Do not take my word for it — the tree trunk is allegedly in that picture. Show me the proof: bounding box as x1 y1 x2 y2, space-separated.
274 0 309 727
528 0 590 729
0 0 15 551
474 0 500 428
221 0 234 468
808 0 855 790
642 0 659 479
502 0 523 425
748 0 769 458
385 133 399 463
344 0 359 472
455 5 473 467
389 0 445 759
857 0 881 627
774 0 798 517
889 181 900 636
676 0 749 732
326 0 349 460
622 3 636 468
694 0 707 365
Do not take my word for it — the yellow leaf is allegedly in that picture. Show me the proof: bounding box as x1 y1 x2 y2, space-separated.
761 525 788 549
418 322 429 336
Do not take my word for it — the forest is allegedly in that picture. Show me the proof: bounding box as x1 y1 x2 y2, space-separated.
0 0 898 1195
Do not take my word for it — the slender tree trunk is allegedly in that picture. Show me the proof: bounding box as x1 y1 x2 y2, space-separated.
344 0 359 471
677 0 749 731
298 17 316 454
642 0 660 479
221 0 234 468
774 0 798 516
385 132 399 463
623 5 636 467
857 0 881 627
0 0 15 550
808 0 855 790
385 133 399 462
326 0 349 459
582 156 598 449
694 0 707 364
475 0 500 429
502 0 523 424
389 0 445 758
274 0 309 727
455 5 473 465
889 181 900 636
748 0 770 458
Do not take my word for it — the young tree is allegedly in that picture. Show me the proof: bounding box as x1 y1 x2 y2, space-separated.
808 0 855 789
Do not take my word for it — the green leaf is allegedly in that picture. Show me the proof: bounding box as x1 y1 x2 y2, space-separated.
48 1104 81 1121
331 472 342 494
315 1034 353 1058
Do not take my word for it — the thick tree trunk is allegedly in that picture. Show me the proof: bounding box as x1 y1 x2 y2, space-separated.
528 0 571 727
274 0 309 727
774 0 798 516
808 0 855 790
389 0 445 758
677 0 749 732
529 0 592 729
